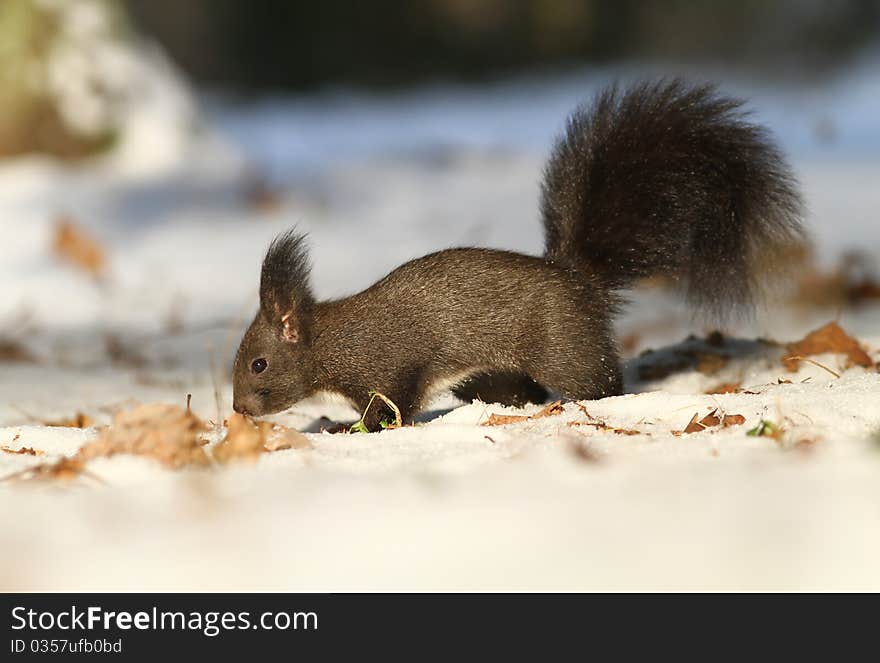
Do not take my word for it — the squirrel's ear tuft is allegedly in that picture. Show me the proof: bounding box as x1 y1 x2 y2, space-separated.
259 231 314 343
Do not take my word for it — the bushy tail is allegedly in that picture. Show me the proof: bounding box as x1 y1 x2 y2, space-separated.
541 79 805 317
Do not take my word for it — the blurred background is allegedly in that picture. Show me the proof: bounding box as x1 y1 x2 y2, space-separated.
2 0 880 592
1 0 879 391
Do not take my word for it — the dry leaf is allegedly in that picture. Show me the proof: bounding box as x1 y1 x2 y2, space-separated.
721 414 746 427
683 413 704 434
532 401 564 418
29 457 88 481
0 339 35 363
213 413 266 463
46 412 93 428
1 446 42 456
80 403 211 469
264 425 310 452
682 409 746 434
482 400 564 426
52 217 105 278
213 413 310 463
783 321 872 371
706 381 741 394
482 413 529 426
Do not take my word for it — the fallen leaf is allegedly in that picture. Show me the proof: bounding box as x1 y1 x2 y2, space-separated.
46 412 93 428
264 425 310 452
783 321 873 371
683 413 704 434
213 413 310 463
482 413 529 426
722 414 746 427
0 339 35 363
52 217 105 278
1 446 42 456
213 413 266 462
80 403 211 469
532 400 564 418
706 381 741 394
482 400 563 426
682 409 746 434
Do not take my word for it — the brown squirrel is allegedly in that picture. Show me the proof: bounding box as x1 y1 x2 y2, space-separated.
232 79 804 431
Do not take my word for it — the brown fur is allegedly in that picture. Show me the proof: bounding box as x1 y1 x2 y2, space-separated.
233 79 804 430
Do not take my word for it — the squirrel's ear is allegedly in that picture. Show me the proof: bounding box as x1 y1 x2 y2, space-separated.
259 231 314 344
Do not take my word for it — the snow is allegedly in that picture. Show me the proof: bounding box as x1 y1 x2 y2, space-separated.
2 38 880 590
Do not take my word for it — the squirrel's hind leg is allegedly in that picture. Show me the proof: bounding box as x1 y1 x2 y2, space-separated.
452 372 549 407
530 351 624 403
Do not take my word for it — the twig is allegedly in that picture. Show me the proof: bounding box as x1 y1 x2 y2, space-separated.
783 355 841 379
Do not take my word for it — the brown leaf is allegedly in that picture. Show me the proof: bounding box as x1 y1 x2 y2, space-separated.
213 413 310 463
682 413 704 434
213 413 266 463
264 425 310 452
532 400 564 418
1 446 42 456
30 457 88 481
482 413 529 426
700 411 722 428
681 410 746 434
80 404 211 469
783 321 872 371
706 381 741 394
0 339 35 363
482 400 563 426
46 412 93 428
722 414 746 427
52 217 105 278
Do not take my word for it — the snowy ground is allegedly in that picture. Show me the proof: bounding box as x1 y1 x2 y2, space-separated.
1 52 880 590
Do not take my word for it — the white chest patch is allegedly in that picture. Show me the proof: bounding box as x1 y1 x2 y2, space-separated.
422 369 480 402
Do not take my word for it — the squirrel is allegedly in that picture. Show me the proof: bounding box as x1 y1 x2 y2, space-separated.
232 79 804 431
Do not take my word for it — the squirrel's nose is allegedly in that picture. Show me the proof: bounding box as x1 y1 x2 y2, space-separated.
232 400 250 416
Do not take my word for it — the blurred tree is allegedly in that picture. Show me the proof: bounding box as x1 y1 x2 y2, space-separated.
126 0 880 91
0 0 128 159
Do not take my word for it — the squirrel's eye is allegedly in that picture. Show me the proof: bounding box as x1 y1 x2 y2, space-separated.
251 358 268 374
